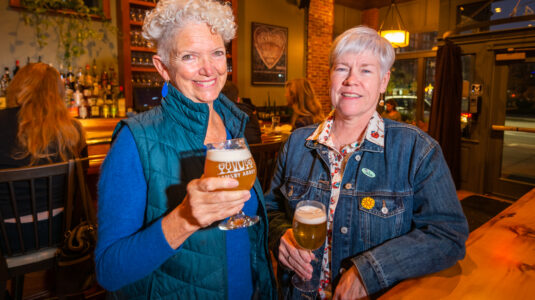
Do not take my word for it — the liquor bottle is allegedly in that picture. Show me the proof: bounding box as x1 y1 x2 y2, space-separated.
90 95 100 118
84 64 93 87
117 86 126 117
13 60 20 76
109 66 117 88
76 67 84 87
59 64 66 84
0 67 10 95
67 66 75 90
91 59 99 85
100 67 108 88
78 99 89 119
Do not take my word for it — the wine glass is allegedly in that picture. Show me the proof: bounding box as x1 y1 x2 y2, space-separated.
292 200 327 293
204 138 260 230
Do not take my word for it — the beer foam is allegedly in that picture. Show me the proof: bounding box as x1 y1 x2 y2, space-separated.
295 206 326 225
206 149 252 162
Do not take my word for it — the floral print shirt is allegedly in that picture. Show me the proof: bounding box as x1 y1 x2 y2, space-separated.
306 111 385 299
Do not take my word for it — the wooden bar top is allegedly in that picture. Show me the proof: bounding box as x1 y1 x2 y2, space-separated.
380 188 535 299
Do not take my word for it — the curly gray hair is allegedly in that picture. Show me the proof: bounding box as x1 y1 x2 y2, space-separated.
142 0 236 66
329 26 395 78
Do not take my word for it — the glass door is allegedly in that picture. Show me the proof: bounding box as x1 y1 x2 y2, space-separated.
487 55 535 198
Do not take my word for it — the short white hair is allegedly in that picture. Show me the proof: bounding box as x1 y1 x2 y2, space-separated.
329 26 395 78
142 0 236 66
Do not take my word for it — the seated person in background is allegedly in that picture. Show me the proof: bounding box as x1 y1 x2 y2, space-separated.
381 99 402 122
267 26 468 299
0 62 87 252
222 80 262 144
285 78 325 130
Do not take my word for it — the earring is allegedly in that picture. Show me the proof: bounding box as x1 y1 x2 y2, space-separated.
161 80 169 98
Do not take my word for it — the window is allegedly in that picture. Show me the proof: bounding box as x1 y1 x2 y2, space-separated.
382 32 437 131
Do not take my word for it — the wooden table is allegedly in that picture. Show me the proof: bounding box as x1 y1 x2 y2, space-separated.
380 188 535 299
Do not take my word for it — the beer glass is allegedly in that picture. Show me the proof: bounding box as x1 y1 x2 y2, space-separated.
205 138 259 230
292 200 327 293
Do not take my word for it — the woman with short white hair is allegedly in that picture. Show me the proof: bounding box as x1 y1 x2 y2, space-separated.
267 26 468 299
95 1 276 298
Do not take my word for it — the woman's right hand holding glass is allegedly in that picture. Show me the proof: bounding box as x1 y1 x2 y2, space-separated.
162 177 250 248
279 229 315 280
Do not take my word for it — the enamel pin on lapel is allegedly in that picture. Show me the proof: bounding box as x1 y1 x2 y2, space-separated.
361 168 376 178
361 197 375 210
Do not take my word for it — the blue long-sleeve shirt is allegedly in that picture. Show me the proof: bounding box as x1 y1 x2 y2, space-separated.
95 127 254 299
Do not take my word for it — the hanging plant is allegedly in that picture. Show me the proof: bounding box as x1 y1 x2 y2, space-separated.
19 0 115 66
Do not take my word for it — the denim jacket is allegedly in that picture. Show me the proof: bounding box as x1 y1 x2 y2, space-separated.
266 119 468 298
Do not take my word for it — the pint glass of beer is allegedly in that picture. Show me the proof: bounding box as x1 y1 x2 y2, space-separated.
292 200 327 293
205 138 259 230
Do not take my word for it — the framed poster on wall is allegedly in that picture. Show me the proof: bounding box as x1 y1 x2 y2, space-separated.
251 22 287 85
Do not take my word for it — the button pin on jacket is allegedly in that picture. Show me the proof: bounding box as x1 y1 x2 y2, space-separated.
361 197 375 210
288 186 294 197
381 200 389 214
361 168 376 178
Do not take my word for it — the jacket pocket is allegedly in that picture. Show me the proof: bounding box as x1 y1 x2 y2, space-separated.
357 195 407 248
280 177 330 208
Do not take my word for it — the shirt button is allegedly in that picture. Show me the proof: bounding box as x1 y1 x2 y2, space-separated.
344 183 352 190
355 155 361 161
340 227 348 234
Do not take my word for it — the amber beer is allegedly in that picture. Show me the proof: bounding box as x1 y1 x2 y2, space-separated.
204 148 257 191
293 205 327 250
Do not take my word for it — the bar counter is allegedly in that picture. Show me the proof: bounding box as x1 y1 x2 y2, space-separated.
79 118 122 174
380 188 535 299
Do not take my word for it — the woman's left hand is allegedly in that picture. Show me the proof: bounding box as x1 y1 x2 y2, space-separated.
333 266 368 300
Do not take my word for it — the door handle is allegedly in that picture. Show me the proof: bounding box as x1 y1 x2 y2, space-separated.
492 125 535 134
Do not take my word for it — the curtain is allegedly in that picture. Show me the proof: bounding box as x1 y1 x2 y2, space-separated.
428 39 462 188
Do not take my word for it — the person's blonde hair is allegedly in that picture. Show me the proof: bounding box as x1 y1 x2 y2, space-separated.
6 63 85 165
142 0 236 66
286 78 325 126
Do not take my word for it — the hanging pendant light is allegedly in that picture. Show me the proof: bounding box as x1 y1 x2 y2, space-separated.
379 0 410 48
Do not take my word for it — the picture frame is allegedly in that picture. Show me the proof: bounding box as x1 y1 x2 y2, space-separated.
251 22 288 85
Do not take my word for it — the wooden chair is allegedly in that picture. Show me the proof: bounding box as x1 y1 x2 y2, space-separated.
0 161 77 300
250 141 283 192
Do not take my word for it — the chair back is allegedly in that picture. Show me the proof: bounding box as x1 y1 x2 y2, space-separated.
0 160 77 283
250 141 283 192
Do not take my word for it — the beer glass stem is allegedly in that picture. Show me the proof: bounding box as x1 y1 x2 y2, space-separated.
291 255 320 294
218 210 259 230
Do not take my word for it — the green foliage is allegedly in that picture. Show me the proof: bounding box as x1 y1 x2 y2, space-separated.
21 0 115 66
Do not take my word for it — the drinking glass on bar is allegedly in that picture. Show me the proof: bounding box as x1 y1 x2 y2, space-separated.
292 200 327 293
204 137 260 230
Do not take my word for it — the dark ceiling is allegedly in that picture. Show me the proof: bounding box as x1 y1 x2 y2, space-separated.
336 0 413 10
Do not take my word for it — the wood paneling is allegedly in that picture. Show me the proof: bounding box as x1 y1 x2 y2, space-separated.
335 0 413 10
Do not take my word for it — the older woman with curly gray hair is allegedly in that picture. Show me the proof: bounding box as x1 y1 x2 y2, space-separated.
95 1 276 299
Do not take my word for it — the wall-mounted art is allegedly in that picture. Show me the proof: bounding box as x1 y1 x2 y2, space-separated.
251 22 287 85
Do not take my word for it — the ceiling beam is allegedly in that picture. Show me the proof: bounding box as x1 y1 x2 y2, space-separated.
335 0 413 11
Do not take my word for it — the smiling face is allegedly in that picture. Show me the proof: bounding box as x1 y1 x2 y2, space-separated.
330 51 390 121
163 23 228 103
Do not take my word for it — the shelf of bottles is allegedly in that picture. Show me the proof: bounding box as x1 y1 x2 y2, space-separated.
64 61 126 120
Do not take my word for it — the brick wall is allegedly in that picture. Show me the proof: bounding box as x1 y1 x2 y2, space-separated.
306 0 334 114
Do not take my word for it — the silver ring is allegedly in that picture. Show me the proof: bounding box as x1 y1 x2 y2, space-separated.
287 255 291 262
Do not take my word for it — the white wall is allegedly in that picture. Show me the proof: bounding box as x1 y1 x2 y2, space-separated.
0 2 118 76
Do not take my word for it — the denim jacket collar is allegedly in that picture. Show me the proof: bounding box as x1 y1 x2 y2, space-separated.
304 111 385 154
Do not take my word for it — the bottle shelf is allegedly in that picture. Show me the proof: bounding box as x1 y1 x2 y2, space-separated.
129 0 156 8
131 66 157 72
130 46 156 53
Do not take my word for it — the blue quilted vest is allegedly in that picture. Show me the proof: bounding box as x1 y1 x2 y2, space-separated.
109 85 276 299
